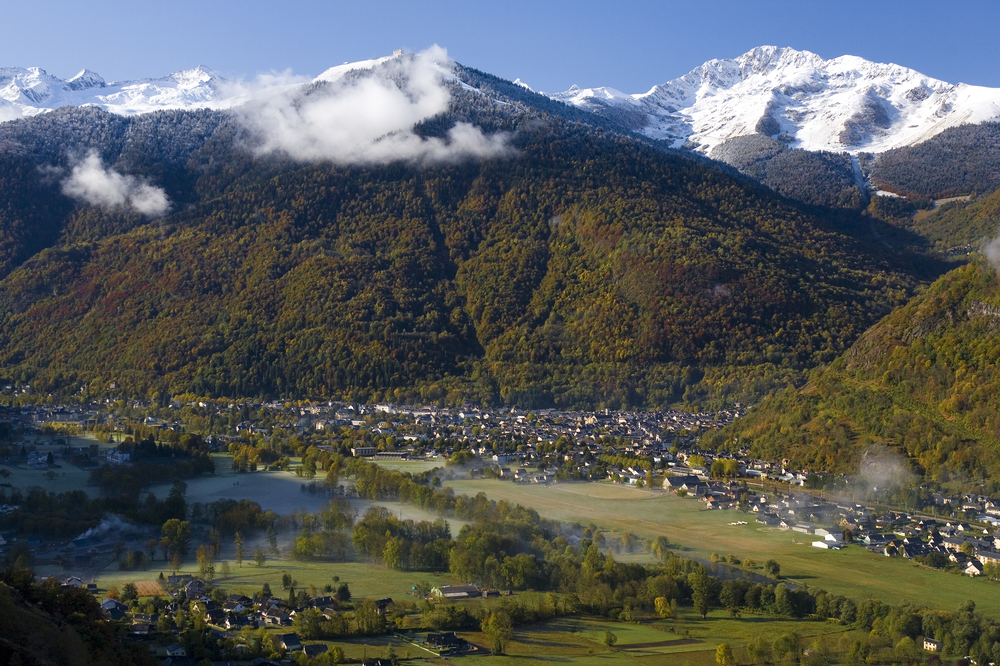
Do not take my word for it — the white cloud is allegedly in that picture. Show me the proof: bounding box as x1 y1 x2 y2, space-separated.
61 152 171 217
237 45 513 165
0 104 20 123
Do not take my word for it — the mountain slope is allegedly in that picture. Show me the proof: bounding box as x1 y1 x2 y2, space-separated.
706 260 1000 480
910 187 1000 253
862 121 1000 198
709 134 863 209
547 46 1000 155
0 577 154 666
0 85 938 408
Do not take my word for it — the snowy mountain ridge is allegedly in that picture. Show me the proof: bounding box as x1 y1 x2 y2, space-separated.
0 54 429 122
0 65 232 119
4 47 1000 156
545 45 1000 154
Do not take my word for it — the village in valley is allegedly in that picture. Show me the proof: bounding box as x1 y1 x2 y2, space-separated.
6 396 1000 571
4 394 1000 664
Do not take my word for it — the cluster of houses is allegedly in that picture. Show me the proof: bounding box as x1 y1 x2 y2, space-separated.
927 492 1000 526
40 570 485 662
307 402 742 450
874 521 1000 576
2 394 744 446
92 574 397 662
660 474 1000 575
83 571 479 665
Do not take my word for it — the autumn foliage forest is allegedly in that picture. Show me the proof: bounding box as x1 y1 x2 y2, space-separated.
0 81 946 412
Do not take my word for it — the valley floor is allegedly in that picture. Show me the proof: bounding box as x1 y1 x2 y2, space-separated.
442 478 1000 615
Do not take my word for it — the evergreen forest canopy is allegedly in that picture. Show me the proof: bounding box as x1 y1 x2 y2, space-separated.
0 65 957 411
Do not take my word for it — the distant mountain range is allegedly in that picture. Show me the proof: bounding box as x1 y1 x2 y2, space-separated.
6 47 1000 156
0 49 947 408
0 55 448 120
0 65 229 118
543 46 1000 154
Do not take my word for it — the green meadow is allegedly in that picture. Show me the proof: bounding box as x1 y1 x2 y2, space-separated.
2 434 114 494
145 454 457 525
443 479 1000 615
94 558 458 602
458 612 857 666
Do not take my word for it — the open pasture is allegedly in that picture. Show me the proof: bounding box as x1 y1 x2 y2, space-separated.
2 434 114 494
147 455 456 527
148 465 334 515
95 558 458 602
372 459 446 474
444 479 1000 615
460 612 854 666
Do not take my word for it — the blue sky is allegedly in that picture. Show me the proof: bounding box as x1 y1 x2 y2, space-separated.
5 0 1000 92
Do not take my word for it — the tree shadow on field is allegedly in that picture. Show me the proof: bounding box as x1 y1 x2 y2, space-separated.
515 637 579 648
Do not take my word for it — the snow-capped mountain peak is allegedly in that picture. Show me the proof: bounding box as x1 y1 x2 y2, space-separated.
4 48 1000 157
0 65 233 118
545 46 1000 154
163 65 221 89
65 69 106 91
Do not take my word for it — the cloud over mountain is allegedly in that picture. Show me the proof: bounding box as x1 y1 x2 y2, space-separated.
237 45 513 165
61 151 171 217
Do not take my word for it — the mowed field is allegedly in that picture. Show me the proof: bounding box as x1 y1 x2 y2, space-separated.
370 459 447 474
459 612 856 666
146 454 332 515
443 479 1000 615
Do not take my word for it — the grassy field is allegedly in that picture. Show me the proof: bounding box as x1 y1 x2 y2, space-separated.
443 479 1000 615
92 557 459 601
372 459 447 474
145 455 459 527
1 434 114 494
145 454 333 515
458 612 855 666
239 611 853 666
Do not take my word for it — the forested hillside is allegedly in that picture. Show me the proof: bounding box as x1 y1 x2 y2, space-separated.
0 73 947 410
909 187 1000 253
710 135 863 209
863 122 1000 198
706 260 1000 479
0 572 153 665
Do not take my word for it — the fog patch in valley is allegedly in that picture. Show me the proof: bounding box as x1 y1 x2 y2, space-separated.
857 445 916 493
